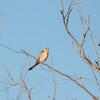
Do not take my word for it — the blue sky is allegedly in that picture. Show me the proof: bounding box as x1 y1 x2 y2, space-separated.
0 0 100 100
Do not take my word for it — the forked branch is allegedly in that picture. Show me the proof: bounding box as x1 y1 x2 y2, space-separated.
60 0 100 72
1 67 32 100
43 63 98 100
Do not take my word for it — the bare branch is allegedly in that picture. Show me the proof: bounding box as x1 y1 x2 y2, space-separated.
78 4 90 47
53 79 57 100
91 35 99 66
0 43 37 60
91 67 100 90
70 75 100 88
43 63 98 100
61 0 100 72
0 43 21 54
2 67 32 100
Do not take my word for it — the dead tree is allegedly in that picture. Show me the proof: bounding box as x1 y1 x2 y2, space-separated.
0 0 99 100
1 66 32 100
60 0 100 73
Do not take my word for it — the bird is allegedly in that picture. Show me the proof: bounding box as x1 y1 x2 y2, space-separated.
28 48 49 70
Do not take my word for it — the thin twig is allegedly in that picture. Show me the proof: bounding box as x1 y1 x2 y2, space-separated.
70 75 100 88
43 63 98 100
2 67 32 100
91 67 100 90
0 43 21 53
0 43 37 60
91 35 99 66
61 0 100 73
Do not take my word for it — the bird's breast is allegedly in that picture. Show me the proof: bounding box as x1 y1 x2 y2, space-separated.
39 52 48 62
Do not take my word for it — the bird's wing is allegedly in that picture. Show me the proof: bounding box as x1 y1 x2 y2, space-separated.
38 50 45 59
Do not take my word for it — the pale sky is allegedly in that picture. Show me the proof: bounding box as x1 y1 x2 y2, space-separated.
0 0 100 100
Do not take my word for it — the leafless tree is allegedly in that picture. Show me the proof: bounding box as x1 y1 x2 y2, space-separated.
1 65 32 100
0 0 100 100
60 0 100 73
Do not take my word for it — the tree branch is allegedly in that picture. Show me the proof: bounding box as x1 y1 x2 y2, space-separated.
60 0 100 73
2 67 32 100
43 63 98 100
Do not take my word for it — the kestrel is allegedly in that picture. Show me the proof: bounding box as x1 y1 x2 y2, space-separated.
28 48 49 70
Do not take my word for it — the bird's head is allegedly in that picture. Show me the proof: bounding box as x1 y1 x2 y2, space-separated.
43 48 49 52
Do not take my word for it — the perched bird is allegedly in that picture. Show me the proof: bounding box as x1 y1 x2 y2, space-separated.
28 48 49 70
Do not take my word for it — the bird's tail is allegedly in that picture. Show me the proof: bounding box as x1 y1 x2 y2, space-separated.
28 60 39 70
